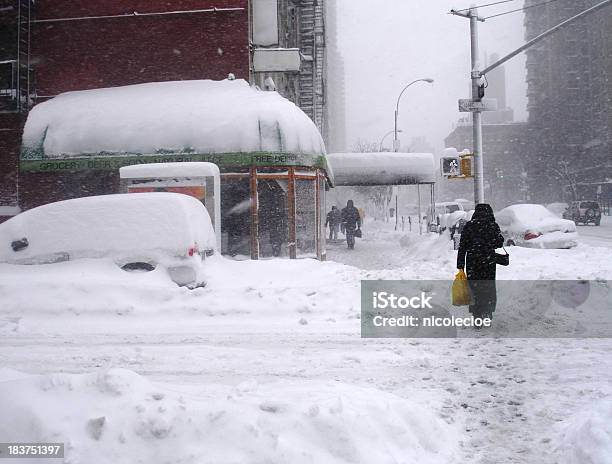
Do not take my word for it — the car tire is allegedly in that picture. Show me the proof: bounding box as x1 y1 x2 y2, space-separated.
507 239 516 247
121 262 156 272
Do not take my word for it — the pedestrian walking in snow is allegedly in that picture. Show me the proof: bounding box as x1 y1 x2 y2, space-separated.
326 206 342 241
341 200 362 250
456 204 505 321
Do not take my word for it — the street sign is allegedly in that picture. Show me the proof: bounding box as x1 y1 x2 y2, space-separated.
458 98 498 113
253 48 301 72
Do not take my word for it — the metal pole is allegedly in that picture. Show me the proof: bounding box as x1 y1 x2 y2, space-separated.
395 188 398 230
380 129 400 152
470 8 485 205
417 184 422 235
393 78 434 152
393 110 399 152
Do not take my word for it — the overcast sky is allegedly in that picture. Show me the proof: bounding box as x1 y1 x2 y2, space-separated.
336 0 527 153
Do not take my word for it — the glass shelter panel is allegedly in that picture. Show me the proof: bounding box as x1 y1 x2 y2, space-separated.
319 176 326 259
295 178 317 258
257 179 289 258
221 179 252 257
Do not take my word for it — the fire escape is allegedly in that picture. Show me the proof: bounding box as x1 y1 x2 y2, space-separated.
0 0 32 113
297 0 325 134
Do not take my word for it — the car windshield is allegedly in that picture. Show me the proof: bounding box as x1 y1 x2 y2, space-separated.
580 201 599 209
446 205 460 213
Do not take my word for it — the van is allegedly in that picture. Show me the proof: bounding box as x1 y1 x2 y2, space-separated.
0 193 216 287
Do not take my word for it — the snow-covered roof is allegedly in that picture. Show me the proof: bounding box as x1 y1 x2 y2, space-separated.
22 79 326 159
120 162 220 179
326 152 435 186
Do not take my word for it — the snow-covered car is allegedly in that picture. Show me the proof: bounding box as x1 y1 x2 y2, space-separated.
495 204 578 249
563 200 602 226
0 193 216 287
545 202 569 218
454 198 474 212
433 202 466 233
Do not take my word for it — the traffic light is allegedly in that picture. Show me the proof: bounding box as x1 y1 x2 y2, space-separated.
477 83 485 101
441 157 460 177
460 156 473 177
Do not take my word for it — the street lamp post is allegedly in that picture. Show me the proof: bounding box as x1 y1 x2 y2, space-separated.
379 129 402 152
393 78 434 152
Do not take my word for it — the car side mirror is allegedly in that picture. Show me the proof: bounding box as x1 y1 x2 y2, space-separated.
11 237 29 252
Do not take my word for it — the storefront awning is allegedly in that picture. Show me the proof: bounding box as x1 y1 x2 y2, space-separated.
21 79 327 173
326 152 435 186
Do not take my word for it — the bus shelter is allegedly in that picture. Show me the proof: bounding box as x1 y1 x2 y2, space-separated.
20 79 332 260
326 152 436 230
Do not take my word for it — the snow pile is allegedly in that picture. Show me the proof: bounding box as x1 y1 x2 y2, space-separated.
556 397 612 464
0 193 215 265
399 232 454 261
0 368 459 464
326 152 435 186
22 79 326 158
0 254 362 322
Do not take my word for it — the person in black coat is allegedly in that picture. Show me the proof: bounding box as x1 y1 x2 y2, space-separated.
325 206 342 241
457 203 505 320
341 200 362 249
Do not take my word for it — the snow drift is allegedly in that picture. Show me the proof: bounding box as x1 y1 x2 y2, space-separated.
556 397 612 464
0 368 459 464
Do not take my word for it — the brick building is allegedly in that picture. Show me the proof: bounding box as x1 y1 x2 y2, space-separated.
0 0 329 219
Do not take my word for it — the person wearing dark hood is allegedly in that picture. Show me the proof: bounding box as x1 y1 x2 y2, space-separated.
341 200 361 249
457 203 505 321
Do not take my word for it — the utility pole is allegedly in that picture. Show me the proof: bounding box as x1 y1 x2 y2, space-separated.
451 0 612 205
469 9 485 205
451 7 486 204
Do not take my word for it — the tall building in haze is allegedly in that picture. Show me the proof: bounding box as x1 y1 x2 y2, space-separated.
324 0 347 152
523 0 612 202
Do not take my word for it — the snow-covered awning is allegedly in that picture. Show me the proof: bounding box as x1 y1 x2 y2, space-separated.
326 152 435 186
21 79 326 162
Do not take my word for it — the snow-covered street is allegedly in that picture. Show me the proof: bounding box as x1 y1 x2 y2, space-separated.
575 215 612 248
1 219 612 463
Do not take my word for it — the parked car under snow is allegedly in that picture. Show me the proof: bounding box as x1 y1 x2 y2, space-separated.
0 193 216 287
432 201 466 233
495 204 578 249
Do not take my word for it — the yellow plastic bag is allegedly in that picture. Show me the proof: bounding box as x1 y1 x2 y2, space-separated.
452 270 471 306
